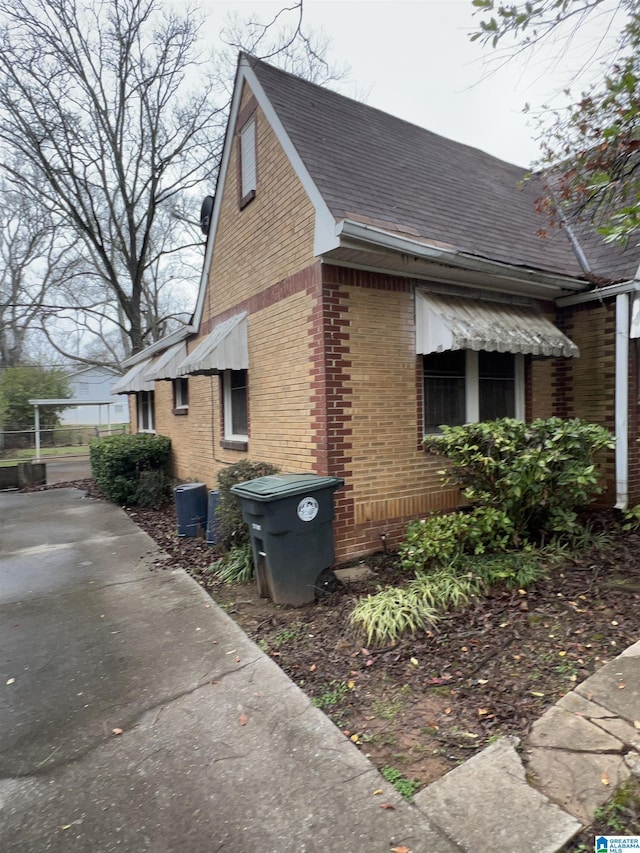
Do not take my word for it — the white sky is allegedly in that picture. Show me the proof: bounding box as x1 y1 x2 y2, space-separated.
200 0 621 169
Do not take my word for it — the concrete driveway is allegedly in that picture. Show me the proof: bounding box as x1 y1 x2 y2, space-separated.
0 488 455 853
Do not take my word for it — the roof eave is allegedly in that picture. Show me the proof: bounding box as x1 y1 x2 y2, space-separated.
335 219 589 299
121 327 194 369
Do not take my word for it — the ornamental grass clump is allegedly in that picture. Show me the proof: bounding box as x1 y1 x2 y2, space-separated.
210 543 254 584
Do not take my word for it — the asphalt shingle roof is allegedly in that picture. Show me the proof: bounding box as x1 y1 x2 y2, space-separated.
248 56 640 284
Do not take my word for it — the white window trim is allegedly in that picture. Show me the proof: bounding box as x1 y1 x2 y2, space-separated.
174 377 189 410
223 370 248 442
240 117 257 198
137 390 155 433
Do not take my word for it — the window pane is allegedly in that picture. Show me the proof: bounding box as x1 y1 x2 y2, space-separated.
240 119 256 196
479 352 515 421
423 350 465 432
139 390 155 431
148 391 155 431
228 370 247 436
174 378 188 408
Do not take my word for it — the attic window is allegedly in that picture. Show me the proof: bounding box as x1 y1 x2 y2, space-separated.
239 117 257 207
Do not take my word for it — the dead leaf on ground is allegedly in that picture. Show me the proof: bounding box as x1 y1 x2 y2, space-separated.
239 712 248 726
379 802 395 810
391 846 411 853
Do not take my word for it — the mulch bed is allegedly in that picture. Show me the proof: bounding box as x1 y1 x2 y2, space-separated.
33 480 640 816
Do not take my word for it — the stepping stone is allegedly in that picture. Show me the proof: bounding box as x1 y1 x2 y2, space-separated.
415 736 580 852
526 744 630 825
527 705 624 752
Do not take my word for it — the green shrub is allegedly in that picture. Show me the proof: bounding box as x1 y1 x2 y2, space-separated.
89 433 172 506
424 417 614 542
623 505 640 531
400 506 516 573
351 416 612 646
460 550 545 590
215 460 279 548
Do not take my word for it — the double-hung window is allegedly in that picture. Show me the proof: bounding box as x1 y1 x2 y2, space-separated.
423 351 523 433
173 377 189 413
137 390 155 432
223 370 248 441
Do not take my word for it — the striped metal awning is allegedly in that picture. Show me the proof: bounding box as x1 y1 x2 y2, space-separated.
145 341 188 381
111 358 155 395
178 312 248 375
416 292 579 358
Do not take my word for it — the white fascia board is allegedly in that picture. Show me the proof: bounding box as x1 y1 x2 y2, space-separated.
556 279 640 307
241 60 338 255
121 327 193 368
337 219 588 297
189 75 242 331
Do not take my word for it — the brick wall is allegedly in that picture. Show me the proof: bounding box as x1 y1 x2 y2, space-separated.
557 301 617 500
322 266 460 560
151 265 324 492
530 358 555 419
204 84 316 322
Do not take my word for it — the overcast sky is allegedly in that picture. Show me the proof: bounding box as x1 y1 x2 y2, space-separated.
200 0 620 169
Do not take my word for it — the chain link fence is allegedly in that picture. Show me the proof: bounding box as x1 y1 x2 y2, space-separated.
0 424 129 464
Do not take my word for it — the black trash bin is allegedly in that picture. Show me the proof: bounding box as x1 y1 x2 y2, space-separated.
230 473 344 606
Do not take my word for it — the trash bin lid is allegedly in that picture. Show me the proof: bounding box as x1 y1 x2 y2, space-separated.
230 473 344 501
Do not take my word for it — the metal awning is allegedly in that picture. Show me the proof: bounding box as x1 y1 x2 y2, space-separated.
416 292 579 357
111 358 155 394
145 341 188 381
178 312 248 375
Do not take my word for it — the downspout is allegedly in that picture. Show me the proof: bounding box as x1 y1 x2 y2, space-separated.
615 292 630 510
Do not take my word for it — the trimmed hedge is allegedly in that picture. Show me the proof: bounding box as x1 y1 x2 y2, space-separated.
89 433 172 506
215 460 280 548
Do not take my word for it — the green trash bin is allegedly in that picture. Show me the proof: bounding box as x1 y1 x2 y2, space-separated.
230 473 344 606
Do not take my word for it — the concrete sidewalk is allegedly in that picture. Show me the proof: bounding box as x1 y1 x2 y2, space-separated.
1 489 638 851
0 489 455 852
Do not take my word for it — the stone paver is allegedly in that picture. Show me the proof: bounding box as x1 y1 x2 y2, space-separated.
527 705 625 752
525 744 631 825
415 736 581 853
575 656 640 723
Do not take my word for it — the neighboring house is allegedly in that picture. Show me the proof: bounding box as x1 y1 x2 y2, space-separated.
113 54 640 562
61 366 129 427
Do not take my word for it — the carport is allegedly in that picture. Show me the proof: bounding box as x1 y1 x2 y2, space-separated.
28 398 114 460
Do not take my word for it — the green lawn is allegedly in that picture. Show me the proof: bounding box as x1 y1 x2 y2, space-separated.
0 446 90 466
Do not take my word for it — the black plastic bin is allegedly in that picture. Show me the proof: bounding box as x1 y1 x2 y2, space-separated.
174 482 207 537
230 473 344 606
